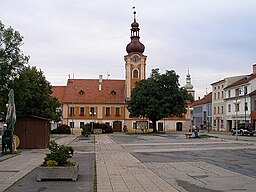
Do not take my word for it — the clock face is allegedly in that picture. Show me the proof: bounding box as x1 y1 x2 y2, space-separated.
133 56 139 62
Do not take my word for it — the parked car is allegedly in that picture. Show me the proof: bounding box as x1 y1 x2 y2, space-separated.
231 123 255 136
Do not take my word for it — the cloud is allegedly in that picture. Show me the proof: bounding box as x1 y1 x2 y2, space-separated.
1 0 256 99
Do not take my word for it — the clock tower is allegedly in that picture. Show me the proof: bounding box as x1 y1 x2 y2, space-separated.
124 10 147 100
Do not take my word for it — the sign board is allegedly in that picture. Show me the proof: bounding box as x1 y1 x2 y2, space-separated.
136 121 148 131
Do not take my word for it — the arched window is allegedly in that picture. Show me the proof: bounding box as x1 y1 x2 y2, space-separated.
133 69 139 78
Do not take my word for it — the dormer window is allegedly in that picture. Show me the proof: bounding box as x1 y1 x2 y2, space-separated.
79 90 84 95
111 90 116 95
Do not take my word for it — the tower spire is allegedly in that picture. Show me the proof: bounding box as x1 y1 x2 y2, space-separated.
184 69 195 99
133 6 136 21
184 69 194 90
126 8 145 54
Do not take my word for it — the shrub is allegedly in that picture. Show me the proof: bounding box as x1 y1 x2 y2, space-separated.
46 160 58 167
81 124 91 136
102 124 113 133
43 140 74 166
81 122 113 134
51 124 71 134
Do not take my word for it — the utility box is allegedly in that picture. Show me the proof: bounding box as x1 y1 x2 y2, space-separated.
14 116 51 149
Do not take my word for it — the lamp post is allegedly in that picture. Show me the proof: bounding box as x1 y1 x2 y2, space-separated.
244 89 247 124
71 74 77 135
189 107 193 132
90 111 96 133
233 98 241 140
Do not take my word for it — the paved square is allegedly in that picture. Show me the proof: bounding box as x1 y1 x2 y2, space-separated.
96 133 256 192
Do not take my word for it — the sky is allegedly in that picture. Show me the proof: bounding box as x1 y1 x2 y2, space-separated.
1 0 256 99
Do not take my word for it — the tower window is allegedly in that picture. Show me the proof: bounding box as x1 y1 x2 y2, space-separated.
133 69 139 78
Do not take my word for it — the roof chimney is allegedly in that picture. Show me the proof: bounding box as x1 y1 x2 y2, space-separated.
99 75 103 91
99 75 103 83
253 64 256 75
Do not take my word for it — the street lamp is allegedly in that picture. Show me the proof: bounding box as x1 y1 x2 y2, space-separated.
188 107 193 132
233 98 241 140
90 111 96 133
243 88 247 124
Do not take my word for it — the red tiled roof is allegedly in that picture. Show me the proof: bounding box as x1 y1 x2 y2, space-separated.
249 89 256 96
225 74 256 89
191 92 212 107
51 86 66 103
52 79 125 104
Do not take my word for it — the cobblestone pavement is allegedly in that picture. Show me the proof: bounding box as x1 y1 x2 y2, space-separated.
0 134 95 192
96 134 178 192
1 132 256 192
96 133 256 192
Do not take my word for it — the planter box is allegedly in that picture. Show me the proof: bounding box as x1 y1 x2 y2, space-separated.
37 163 79 181
93 128 102 134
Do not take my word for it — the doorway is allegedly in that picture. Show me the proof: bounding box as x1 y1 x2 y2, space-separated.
158 122 163 132
113 121 122 132
176 122 183 131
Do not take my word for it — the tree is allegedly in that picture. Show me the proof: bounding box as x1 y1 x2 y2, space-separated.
127 68 194 132
0 20 29 115
11 66 61 121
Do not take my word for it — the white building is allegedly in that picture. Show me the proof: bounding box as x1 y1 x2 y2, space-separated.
211 75 245 131
225 65 256 130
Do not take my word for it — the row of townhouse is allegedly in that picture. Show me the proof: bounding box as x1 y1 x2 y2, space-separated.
191 92 212 130
192 64 256 132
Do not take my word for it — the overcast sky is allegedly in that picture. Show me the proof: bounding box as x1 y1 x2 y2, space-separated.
1 0 256 99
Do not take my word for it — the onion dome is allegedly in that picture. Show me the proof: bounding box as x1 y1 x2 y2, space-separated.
131 20 139 28
126 11 145 54
184 70 194 90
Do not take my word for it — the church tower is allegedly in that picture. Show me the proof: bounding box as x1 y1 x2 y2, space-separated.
184 69 195 99
124 10 147 100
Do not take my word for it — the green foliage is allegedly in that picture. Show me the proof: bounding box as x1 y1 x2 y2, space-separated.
66 161 76 166
46 160 58 167
81 124 91 136
44 140 74 166
127 68 194 132
11 66 61 121
0 20 29 115
81 123 113 134
51 124 71 134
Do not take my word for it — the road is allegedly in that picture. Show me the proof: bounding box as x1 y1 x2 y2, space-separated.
208 131 256 142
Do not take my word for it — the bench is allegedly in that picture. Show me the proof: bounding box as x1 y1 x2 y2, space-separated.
185 133 192 139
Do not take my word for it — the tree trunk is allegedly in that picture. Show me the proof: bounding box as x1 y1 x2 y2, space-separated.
152 121 157 133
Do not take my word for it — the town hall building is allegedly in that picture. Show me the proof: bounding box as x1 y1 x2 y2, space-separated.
52 11 192 133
